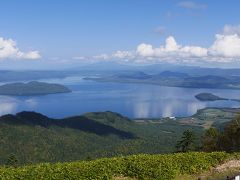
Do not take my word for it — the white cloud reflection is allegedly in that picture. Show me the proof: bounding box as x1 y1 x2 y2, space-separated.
0 96 38 116
187 102 205 115
25 98 38 108
129 88 211 118
0 97 18 115
133 101 151 118
38 76 84 85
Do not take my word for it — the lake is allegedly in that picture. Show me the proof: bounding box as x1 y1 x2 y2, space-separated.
0 76 240 119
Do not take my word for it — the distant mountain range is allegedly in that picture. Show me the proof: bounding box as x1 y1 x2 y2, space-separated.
85 71 240 89
0 81 71 96
1 63 240 82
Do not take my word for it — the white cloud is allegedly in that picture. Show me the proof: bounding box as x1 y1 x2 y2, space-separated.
112 50 134 59
136 36 207 59
91 25 240 64
17 51 41 59
209 34 240 58
136 44 154 57
0 37 41 60
177 1 207 10
135 34 240 62
223 25 240 35
73 56 86 60
93 54 109 60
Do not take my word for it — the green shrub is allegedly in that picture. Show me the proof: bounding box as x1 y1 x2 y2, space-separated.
0 152 234 180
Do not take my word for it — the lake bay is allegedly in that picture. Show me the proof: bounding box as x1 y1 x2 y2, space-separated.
0 76 239 118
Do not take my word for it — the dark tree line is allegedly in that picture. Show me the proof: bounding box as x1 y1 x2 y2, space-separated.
176 114 240 153
202 114 240 152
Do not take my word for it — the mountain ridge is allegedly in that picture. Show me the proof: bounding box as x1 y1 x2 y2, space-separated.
0 111 135 139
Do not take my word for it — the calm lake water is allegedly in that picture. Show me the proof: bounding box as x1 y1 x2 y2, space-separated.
0 76 240 119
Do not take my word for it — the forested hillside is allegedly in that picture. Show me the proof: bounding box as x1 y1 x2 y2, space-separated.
0 108 239 165
0 110 203 165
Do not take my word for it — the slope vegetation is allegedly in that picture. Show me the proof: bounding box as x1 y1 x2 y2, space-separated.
0 152 235 180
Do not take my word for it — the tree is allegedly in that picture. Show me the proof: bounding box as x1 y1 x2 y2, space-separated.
176 129 196 152
6 154 18 167
202 127 220 152
85 156 92 161
200 114 240 152
218 114 240 152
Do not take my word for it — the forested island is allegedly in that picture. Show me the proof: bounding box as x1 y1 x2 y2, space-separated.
195 93 240 102
195 93 227 101
0 81 71 96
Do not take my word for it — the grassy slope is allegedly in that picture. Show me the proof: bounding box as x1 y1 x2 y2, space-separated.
0 152 237 180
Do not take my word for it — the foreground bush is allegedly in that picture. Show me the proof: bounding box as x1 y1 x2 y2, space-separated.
0 152 231 180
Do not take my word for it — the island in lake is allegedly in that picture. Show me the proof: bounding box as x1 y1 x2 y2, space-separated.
0 81 71 96
195 93 227 101
195 93 240 102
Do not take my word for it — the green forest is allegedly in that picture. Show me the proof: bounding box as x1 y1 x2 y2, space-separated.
0 107 239 166
0 107 240 179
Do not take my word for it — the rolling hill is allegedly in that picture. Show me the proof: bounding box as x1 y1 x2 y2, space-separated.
0 108 239 165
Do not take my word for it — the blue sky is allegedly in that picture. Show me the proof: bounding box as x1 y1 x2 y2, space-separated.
0 0 240 69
